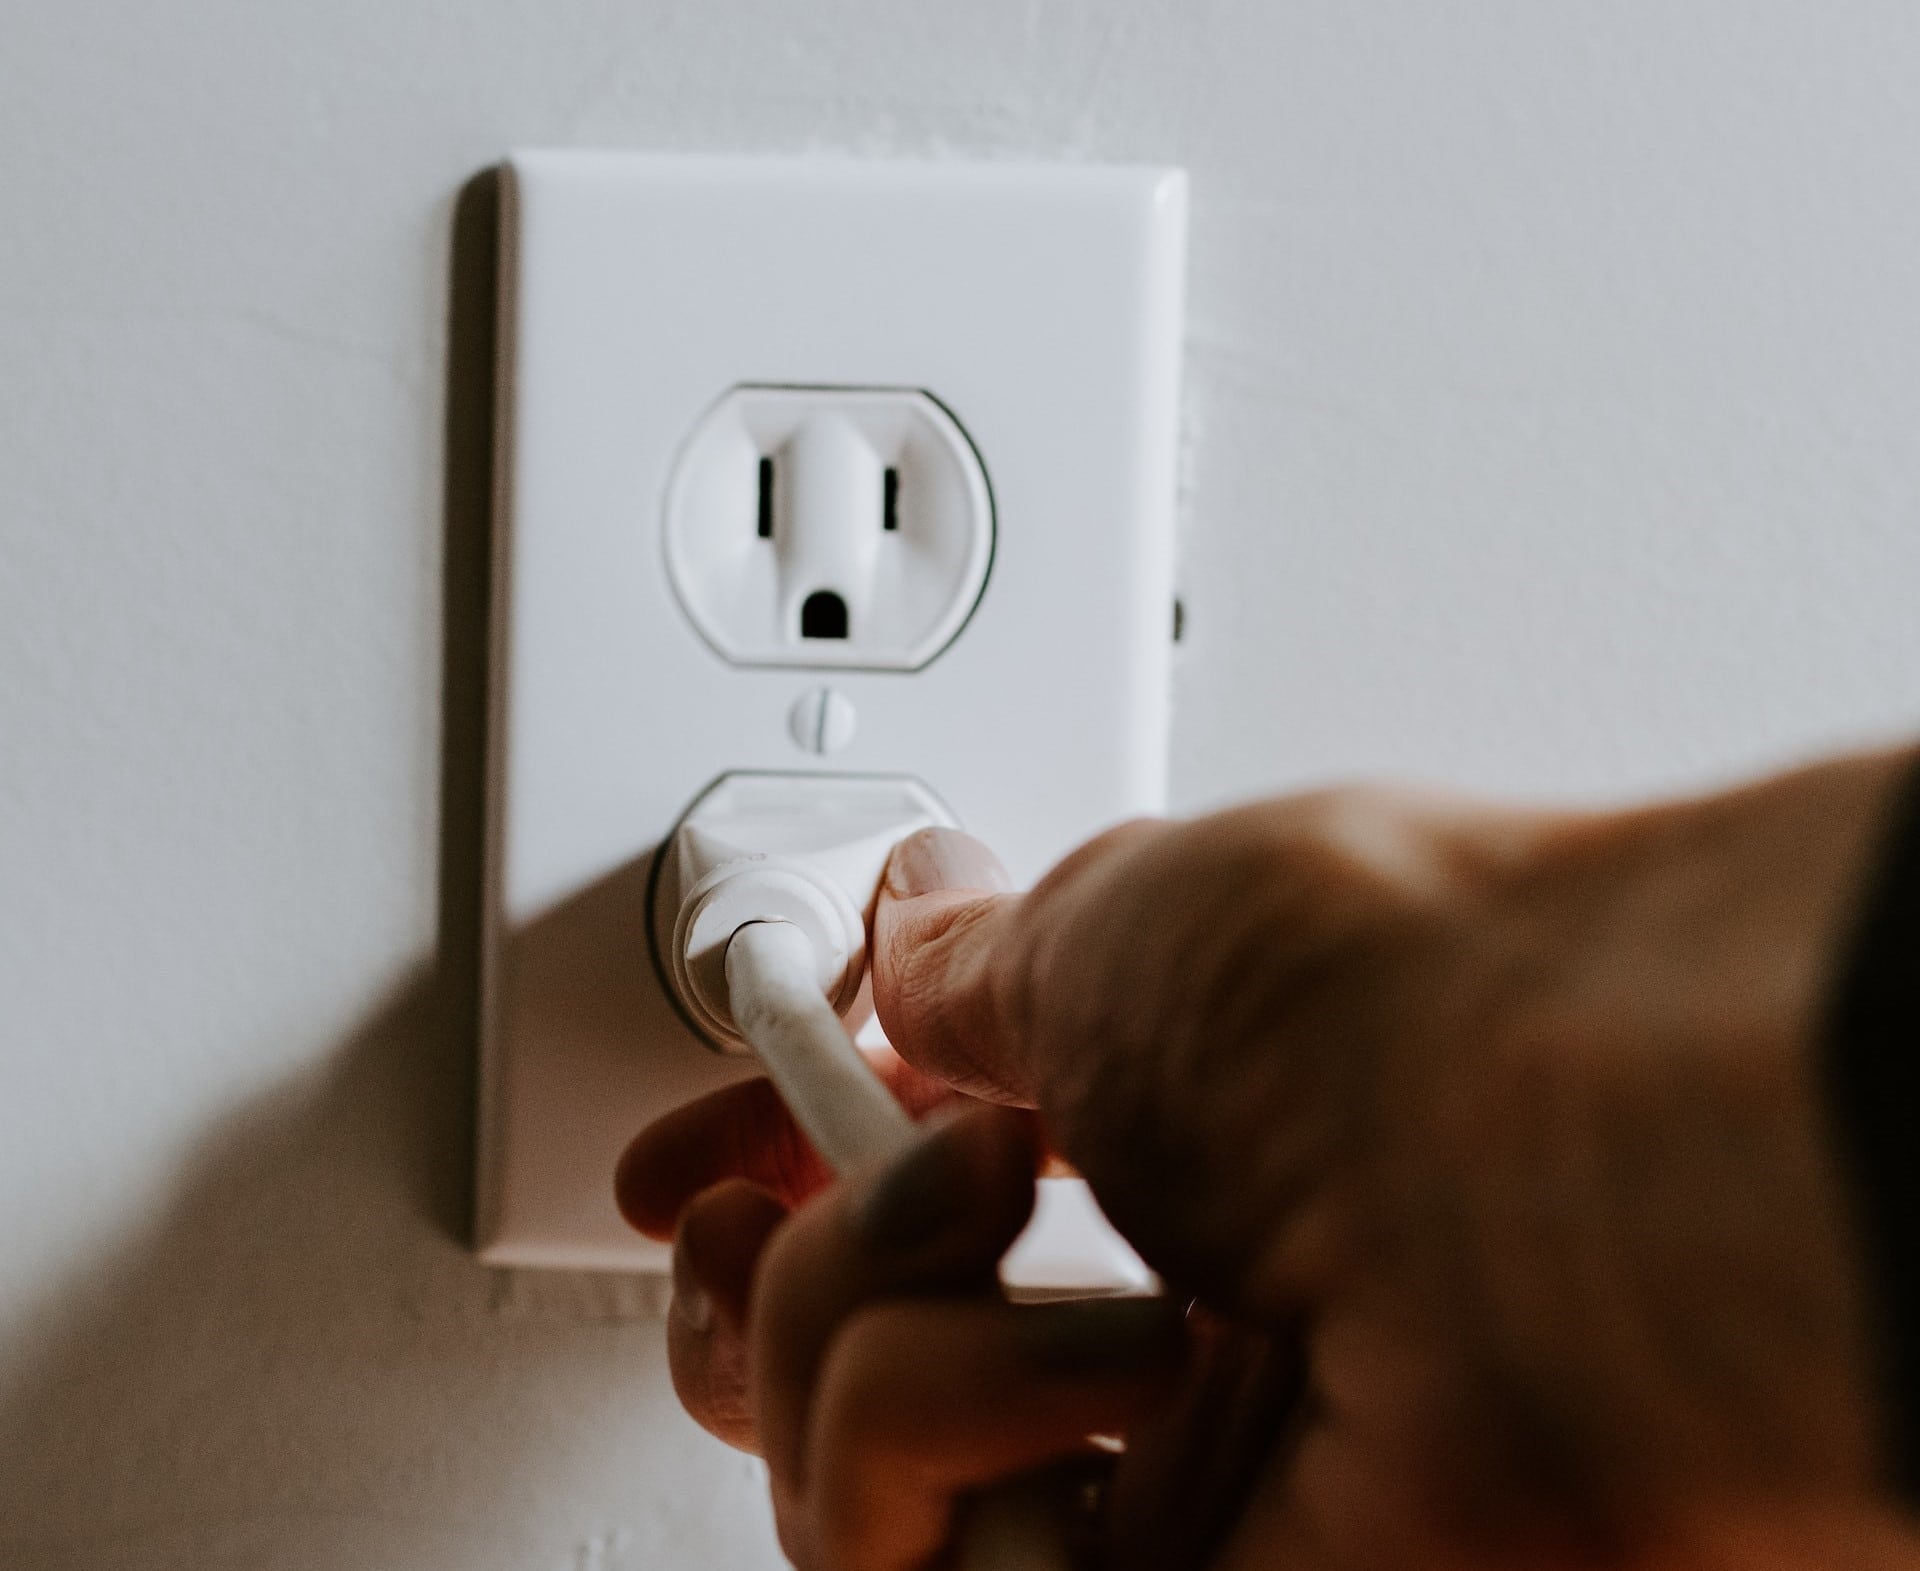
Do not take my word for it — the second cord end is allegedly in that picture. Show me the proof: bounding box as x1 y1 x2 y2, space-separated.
671 857 864 1048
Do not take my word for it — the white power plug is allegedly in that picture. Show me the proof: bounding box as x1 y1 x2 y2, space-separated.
652 772 954 1049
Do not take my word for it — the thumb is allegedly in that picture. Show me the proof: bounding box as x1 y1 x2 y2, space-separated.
872 828 1035 1103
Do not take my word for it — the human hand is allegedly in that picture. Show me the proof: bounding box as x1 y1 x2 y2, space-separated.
622 747 1920 1567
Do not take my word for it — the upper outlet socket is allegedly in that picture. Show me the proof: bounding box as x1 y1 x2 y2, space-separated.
664 386 994 670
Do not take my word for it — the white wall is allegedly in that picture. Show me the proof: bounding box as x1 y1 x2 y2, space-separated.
4 2 1919 1567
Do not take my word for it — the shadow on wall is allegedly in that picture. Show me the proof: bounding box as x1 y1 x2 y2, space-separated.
0 173 732 1571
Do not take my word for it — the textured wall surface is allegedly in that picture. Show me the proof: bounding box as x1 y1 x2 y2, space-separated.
5 3 1920 1566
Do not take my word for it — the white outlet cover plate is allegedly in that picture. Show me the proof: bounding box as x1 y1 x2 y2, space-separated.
479 152 1187 1270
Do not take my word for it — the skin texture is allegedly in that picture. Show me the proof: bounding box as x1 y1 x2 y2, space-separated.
617 746 1920 1570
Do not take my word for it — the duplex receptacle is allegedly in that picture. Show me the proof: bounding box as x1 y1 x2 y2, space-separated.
479 152 1186 1271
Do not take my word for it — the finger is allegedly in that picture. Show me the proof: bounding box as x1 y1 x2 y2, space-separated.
1104 1316 1306 1571
616 1053 970 1240
802 1297 1185 1571
872 828 1029 1099
616 1076 830 1239
667 1179 789 1450
751 1105 1040 1505
873 822 1165 1103
1210 1416 1429 1571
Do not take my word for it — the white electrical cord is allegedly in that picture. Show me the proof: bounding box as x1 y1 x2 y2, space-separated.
720 918 1074 1571
723 921 919 1174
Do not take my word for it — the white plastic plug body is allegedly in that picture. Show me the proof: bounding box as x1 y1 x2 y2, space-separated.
655 772 955 1050
666 387 993 670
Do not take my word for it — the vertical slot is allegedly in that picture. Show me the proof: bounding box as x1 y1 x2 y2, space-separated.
882 466 900 532
757 457 774 539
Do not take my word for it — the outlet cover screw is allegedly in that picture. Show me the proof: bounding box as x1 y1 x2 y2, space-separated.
789 687 858 755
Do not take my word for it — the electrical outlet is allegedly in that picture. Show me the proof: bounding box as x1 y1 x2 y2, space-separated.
479 152 1186 1272
666 386 994 669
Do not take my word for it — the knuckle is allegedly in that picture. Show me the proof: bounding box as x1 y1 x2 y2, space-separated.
1261 787 1509 949
1030 817 1163 900
814 1303 922 1450
679 1173 762 1241
806 1474 880 1571
667 1327 755 1452
771 1495 815 1571
804 1307 947 1571
749 1207 826 1340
